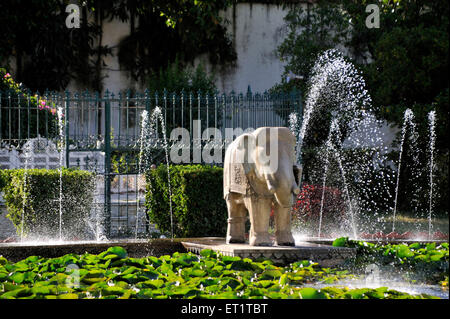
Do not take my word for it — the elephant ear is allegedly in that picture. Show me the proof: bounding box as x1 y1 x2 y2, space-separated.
236 133 256 175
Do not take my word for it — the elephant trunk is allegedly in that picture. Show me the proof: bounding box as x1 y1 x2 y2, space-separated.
264 166 299 208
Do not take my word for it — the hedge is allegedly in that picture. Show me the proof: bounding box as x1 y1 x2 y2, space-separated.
145 164 227 238
1 168 95 239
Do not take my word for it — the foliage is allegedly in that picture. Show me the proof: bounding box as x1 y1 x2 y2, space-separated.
0 69 59 141
1 168 95 239
273 0 352 96
147 59 216 95
0 0 104 92
0 247 438 299
145 164 227 238
333 237 449 286
0 1 235 91
115 0 236 82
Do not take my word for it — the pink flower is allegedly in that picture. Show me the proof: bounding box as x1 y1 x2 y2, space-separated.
4 73 11 78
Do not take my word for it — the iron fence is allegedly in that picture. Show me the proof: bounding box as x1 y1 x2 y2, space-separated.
0 88 302 238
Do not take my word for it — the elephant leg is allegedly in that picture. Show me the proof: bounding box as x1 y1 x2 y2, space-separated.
273 203 295 246
244 196 273 246
226 193 247 244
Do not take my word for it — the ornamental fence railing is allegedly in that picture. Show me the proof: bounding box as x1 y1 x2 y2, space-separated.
0 88 302 238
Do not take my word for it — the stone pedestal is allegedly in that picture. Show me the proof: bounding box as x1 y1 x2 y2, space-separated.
181 237 356 267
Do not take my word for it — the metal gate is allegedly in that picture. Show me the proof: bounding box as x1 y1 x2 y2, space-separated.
1 88 302 238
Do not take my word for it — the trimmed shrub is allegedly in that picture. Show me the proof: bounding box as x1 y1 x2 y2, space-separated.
145 164 227 238
1 168 95 239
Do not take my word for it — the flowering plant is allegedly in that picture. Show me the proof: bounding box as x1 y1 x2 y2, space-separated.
1 68 59 140
1 70 57 115
292 183 347 223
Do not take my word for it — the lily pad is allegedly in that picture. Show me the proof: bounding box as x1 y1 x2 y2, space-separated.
260 269 282 280
105 246 128 259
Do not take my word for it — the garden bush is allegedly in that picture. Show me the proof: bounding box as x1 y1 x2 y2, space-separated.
292 183 346 224
145 164 227 238
1 168 95 239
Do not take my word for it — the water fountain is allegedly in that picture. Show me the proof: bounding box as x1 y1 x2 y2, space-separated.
289 49 446 242
0 50 447 299
290 49 392 240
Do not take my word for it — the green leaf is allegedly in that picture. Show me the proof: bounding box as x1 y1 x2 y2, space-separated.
10 272 25 284
260 269 282 280
137 288 154 299
200 249 217 258
219 277 242 289
158 263 173 276
298 287 327 299
0 257 8 265
397 245 414 258
146 256 162 267
365 287 388 299
137 279 165 289
105 247 128 259
84 269 105 278
229 260 254 271
1 288 33 299
267 291 288 299
279 274 289 286
221 255 241 264
190 269 206 277
332 237 349 247
174 254 198 266
141 269 160 280
255 280 274 288
31 285 57 295
430 252 444 261
120 266 139 276
103 254 121 261
345 288 370 299
199 278 219 287
102 286 125 296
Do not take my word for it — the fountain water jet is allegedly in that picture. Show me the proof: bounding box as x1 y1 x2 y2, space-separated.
20 142 33 241
135 110 149 239
57 106 65 241
392 109 420 233
135 107 173 239
427 110 436 239
317 140 330 238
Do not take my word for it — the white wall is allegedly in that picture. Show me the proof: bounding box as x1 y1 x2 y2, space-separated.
64 3 295 95
206 3 294 93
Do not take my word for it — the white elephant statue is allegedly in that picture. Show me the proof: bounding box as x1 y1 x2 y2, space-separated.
223 127 302 246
